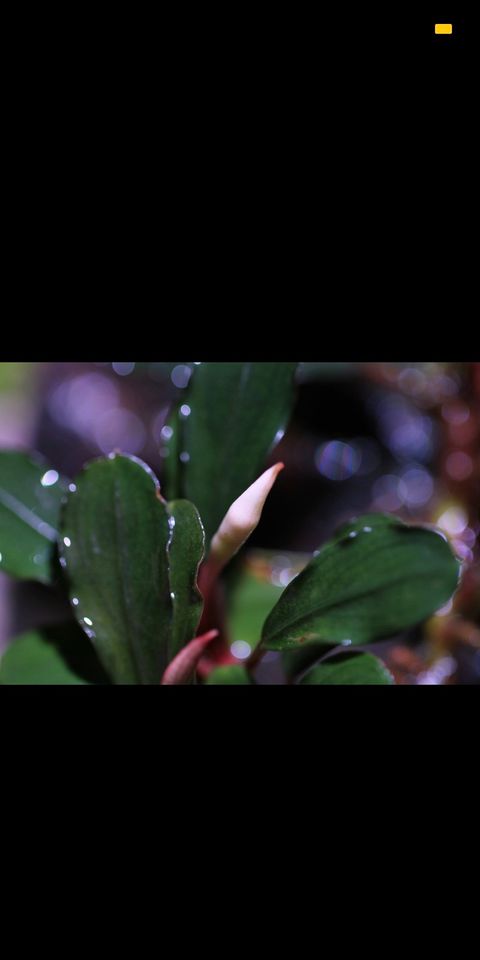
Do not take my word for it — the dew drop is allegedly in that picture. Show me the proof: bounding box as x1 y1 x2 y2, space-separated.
83 617 93 627
72 597 79 606
271 567 294 587
63 537 71 547
41 470 59 487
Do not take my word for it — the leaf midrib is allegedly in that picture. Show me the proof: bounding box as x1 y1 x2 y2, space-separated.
207 362 253 511
0 486 57 541
112 473 143 683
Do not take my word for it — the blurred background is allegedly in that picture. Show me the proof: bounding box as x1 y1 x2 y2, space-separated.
1 361 479 683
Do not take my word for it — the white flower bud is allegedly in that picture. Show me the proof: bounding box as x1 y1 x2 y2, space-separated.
210 463 284 568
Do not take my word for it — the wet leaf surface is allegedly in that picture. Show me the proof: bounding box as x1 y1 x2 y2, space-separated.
166 362 298 543
61 455 173 684
0 451 69 584
167 499 205 657
262 514 461 651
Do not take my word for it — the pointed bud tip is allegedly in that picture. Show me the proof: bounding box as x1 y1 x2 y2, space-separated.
210 463 286 568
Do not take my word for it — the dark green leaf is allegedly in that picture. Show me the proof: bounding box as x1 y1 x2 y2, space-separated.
61 454 173 684
0 451 69 584
300 652 394 685
0 623 109 685
167 499 205 657
169 362 298 542
262 513 460 651
205 665 252 684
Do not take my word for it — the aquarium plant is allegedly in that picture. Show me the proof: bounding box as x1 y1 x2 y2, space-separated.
0 363 460 684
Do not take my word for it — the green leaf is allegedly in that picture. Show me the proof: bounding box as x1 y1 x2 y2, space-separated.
168 362 298 543
0 623 110 685
262 513 460 651
61 454 173 684
0 451 69 584
300 652 394 685
205 665 252 684
167 499 205 658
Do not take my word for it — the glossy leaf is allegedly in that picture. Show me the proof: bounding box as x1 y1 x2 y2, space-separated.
61 454 173 684
0 451 68 584
300 652 394 685
262 513 460 651
205 665 252 685
0 624 109 685
167 499 205 657
167 362 298 543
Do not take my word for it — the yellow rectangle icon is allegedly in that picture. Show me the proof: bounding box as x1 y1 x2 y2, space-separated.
435 23 453 34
